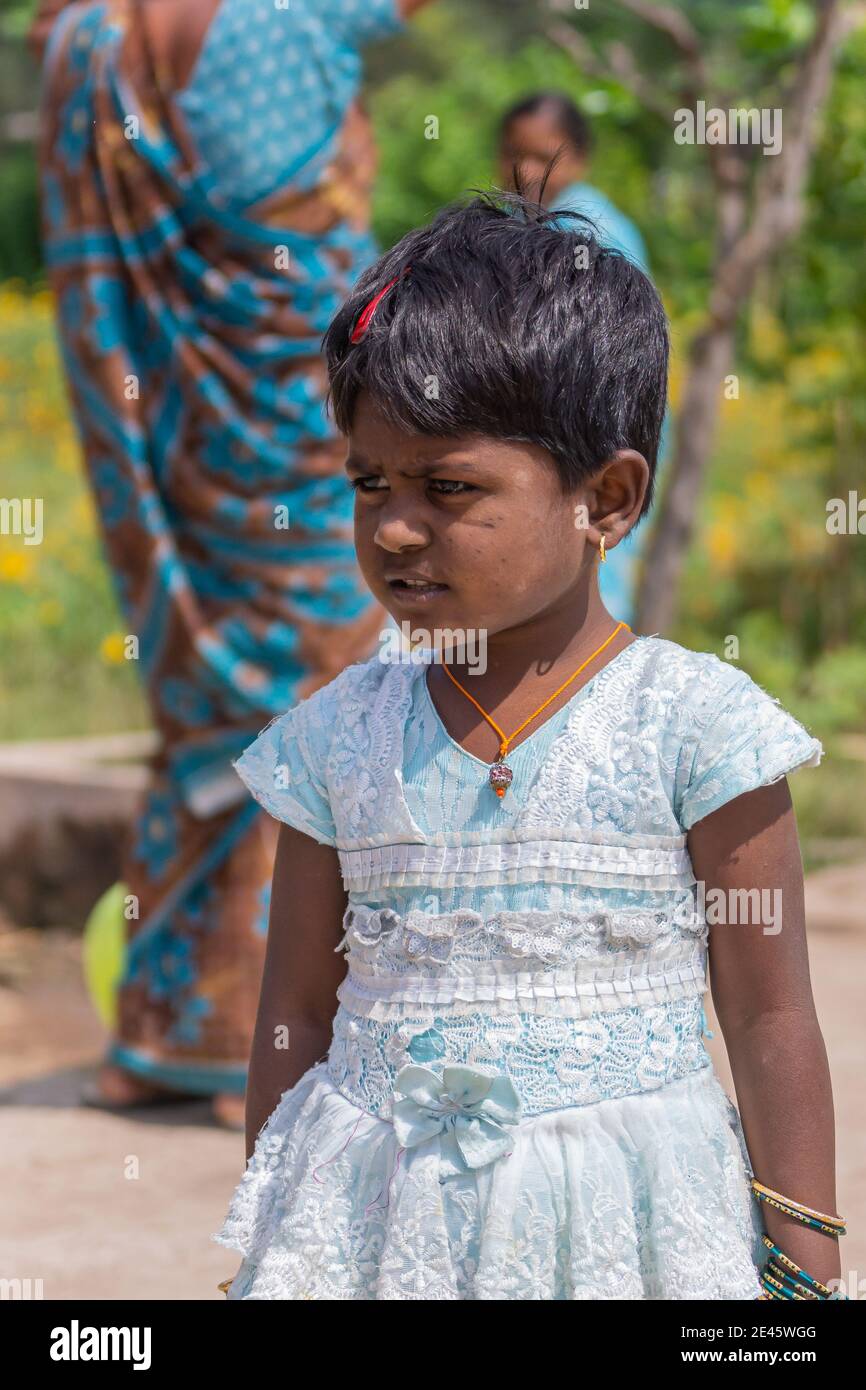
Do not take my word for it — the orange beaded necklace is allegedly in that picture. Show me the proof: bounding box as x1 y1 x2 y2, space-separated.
439 622 631 797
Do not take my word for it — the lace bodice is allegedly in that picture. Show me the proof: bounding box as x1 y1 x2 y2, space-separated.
233 637 822 1115
235 636 821 850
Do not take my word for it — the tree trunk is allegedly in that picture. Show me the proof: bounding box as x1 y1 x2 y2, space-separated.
627 0 848 634
636 323 736 633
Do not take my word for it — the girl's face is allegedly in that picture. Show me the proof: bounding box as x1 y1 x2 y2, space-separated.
346 392 645 641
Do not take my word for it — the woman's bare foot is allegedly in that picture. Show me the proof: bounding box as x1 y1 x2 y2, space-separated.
87 1062 196 1106
211 1092 246 1130
84 1063 244 1126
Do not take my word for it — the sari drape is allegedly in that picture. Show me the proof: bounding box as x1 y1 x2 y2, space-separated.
36 0 388 1092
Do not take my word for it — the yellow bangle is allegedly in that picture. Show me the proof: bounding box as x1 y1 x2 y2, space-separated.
751 1179 846 1230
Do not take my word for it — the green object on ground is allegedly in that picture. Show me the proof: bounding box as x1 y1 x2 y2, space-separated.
82 882 128 1029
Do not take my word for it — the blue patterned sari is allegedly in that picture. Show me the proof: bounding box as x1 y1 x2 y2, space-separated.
36 0 403 1092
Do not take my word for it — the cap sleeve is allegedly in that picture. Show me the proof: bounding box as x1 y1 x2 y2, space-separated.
677 666 823 831
233 700 336 848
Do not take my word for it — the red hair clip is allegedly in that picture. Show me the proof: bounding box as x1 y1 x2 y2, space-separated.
350 266 410 344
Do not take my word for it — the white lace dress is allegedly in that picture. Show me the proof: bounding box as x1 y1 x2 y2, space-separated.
212 636 823 1299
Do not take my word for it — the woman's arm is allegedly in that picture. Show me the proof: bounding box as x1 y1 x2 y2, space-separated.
27 0 79 61
243 822 348 1162
689 778 841 1289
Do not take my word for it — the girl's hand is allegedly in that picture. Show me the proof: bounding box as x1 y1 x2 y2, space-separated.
688 778 842 1294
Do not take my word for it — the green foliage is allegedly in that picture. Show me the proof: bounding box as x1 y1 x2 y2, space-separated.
0 146 41 281
368 5 689 291
0 286 150 740
369 12 647 253
1 0 864 852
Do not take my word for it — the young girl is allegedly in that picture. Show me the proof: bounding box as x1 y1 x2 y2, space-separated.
212 190 846 1300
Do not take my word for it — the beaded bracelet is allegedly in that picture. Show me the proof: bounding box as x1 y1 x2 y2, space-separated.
760 1267 811 1300
758 1234 848 1300
763 1258 821 1299
750 1176 848 1300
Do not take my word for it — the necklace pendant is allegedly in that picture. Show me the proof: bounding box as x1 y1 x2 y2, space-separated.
489 761 513 798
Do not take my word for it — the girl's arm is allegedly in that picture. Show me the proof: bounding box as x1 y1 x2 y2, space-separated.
244 823 348 1163
688 777 841 1290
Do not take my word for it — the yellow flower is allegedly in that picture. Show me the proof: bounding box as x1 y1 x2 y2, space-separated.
705 521 738 573
0 550 36 583
100 632 128 664
23 399 51 431
749 303 785 360
55 436 80 473
74 494 96 528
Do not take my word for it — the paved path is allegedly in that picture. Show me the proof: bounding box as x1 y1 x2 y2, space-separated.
1 860 863 1300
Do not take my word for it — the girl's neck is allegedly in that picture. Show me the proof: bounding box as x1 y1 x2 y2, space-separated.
445 586 625 687
425 595 634 763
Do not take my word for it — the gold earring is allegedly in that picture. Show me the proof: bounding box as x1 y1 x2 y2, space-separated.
599 534 607 563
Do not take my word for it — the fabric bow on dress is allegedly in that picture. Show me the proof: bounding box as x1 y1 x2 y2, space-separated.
392 1063 523 1177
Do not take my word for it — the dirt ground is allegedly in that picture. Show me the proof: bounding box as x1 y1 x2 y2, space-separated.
1 861 864 1301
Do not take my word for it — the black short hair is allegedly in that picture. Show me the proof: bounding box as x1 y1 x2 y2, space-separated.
323 187 668 515
499 91 593 160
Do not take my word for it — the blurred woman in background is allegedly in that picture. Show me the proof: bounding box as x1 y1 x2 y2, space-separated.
498 90 663 628
31 0 432 1127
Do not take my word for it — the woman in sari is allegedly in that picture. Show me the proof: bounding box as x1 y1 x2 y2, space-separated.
32 0 432 1126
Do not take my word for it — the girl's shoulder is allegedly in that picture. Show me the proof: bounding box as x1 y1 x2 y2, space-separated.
631 637 823 831
631 635 805 731
630 635 756 713
230 654 405 845
258 651 408 761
